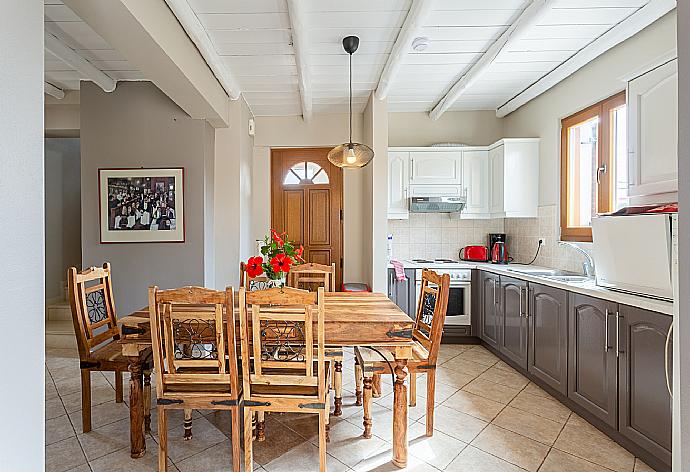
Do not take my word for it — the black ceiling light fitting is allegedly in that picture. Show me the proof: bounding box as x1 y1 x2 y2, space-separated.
327 35 375 168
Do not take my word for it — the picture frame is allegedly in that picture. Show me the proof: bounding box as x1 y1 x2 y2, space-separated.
98 167 185 243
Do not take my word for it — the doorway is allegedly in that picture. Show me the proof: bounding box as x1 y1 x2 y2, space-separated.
271 148 343 290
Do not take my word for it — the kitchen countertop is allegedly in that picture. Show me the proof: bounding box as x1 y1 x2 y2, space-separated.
388 260 674 316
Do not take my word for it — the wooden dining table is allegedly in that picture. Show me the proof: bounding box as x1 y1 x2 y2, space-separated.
117 291 415 468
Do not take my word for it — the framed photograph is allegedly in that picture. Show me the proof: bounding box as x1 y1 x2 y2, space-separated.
99 168 185 243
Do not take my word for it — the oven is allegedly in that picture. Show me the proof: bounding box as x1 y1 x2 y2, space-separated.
415 269 471 326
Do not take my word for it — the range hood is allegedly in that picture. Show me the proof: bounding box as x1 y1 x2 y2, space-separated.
410 196 466 213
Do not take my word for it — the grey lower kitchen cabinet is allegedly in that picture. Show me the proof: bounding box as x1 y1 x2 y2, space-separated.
478 271 501 349
618 304 673 466
568 293 619 428
499 276 528 369
387 268 416 318
528 283 568 395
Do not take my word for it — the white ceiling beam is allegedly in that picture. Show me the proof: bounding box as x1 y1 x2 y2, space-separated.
45 32 116 92
375 0 434 100
44 82 65 100
286 0 312 122
429 0 553 121
64 0 230 127
496 0 677 117
164 0 241 100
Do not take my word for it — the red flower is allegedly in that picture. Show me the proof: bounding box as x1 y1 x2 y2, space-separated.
270 229 285 246
246 256 264 278
295 245 305 262
271 253 293 274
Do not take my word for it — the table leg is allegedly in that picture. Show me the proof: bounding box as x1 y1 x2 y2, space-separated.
392 360 408 468
128 360 146 458
333 360 343 416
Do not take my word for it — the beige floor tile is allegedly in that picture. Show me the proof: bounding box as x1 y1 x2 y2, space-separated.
46 414 76 446
176 439 242 472
539 449 615 472
494 360 518 372
46 395 67 420
413 373 460 403
163 415 231 463
46 378 60 400
491 407 564 445
68 400 130 432
251 416 313 466
634 458 657 472
55 371 112 397
433 368 478 389
263 441 350 472
351 443 440 472
374 392 429 422
508 391 570 423
428 404 488 443
565 413 606 437
522 382 551 398
89 436 178 472
476 366 530 390
553 424 635 472
471 425 550 471
407 421 467 470
462 378 522 404
441 357 492 377
60 383 118 413
446 445 525 472
321 419 389 468
45 436 87 472
77 417 137 461
457 346 500 366
203 409 235 439
443 390 506 422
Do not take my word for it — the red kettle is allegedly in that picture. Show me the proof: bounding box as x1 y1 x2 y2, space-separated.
491 241 509 264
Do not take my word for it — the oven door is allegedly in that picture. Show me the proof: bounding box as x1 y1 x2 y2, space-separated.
415 280 471 326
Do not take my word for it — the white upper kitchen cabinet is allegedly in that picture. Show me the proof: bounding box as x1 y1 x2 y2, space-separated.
388 151 409 219
627 58 678 203
489 139 539 218
461 150 490 218
409 150 463 185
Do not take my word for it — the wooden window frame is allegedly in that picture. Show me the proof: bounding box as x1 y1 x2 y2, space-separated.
560 91 626 242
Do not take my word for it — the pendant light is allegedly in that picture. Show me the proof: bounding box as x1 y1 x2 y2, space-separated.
327 36 374 168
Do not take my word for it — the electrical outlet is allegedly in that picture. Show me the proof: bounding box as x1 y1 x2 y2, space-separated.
538 238 545 246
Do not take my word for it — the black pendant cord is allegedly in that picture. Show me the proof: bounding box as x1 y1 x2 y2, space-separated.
349 52 353 145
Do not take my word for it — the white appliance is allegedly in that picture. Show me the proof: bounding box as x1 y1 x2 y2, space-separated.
592 213 675 301
413 265 471 326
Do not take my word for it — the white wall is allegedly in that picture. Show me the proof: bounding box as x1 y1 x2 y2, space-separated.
0 2 45 468
251 113 370 284
503 11 677 206
45 91 80 138
388 110 504 147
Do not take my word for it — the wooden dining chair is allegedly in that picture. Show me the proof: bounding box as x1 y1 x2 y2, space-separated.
148 285 242 472
67 263 153 434
286 262 345 415
354 269 450 438
239 286 330 472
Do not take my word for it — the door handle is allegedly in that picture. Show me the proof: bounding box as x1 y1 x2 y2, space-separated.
616 311 623 357
596 163 607 184
604 309 611 352
493 278 497 306
519 287 524 317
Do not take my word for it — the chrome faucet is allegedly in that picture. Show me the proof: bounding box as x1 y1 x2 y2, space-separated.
558 241 595 277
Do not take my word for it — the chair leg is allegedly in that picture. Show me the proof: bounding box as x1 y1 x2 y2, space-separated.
409 371 417 407
325 392 331 443
80 369 92 433
319 409 327 472
231 407 241 472
183 409 193 440
426 369 436 437
115 371 124 403
354 358 363 406
362 376 373 439
157 406 167 472
372 373 381 398
256 411 266 441
143 370 152 433
243 407 253 472
333 360 343 416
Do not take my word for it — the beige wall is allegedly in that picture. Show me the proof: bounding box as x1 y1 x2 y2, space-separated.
252 113 370 284
80 82 211 315
45 90 80 138
388 110 504 147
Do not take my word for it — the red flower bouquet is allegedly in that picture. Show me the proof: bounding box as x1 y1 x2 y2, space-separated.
245 229 304 283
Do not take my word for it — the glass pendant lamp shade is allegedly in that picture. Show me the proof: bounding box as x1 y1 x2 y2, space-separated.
328 36 374 168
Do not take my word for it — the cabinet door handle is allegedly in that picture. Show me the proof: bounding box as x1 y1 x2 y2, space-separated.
519 287 524 317
604 309 611 352
665 322 673 398
616 311 623 357
493 279 497 306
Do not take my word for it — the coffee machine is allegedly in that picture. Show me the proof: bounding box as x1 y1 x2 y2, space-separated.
488 233 509 264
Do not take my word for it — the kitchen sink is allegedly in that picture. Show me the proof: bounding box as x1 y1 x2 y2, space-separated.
541 275 592 283
506 268 571 276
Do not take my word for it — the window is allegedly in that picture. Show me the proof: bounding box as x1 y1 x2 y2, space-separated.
283 161 329 185
560 92 627 242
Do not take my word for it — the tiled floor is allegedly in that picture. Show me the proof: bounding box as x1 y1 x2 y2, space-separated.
46 344 658 472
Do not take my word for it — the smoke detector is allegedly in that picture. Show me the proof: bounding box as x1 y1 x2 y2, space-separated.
411 37 430 52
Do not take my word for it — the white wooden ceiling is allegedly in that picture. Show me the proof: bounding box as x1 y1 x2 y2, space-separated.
44 0 655 116
44 0 142 92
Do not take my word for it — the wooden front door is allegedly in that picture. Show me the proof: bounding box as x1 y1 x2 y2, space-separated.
271 148 343 290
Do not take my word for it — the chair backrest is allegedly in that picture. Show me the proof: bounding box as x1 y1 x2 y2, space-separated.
239 261 271 291
412 269 450 364
67 263 120 360
148 286 239 397
238 286 326 399
288 263 336 292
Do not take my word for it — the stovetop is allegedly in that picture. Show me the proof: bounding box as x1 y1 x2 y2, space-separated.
410 258 460 264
